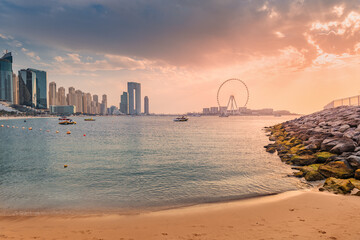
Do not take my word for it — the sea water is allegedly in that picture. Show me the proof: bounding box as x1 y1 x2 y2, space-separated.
0 116 301 214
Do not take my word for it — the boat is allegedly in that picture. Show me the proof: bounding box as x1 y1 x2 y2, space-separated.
59 120 76 125
173 116 188 122
59 117 71 121
84 118 96 121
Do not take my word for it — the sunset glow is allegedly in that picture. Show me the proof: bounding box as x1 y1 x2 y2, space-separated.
1 0 360 114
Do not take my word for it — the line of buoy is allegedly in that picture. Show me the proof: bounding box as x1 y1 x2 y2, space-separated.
0 125 86 137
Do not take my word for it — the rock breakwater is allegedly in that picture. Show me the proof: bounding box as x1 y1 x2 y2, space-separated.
265 106 360 195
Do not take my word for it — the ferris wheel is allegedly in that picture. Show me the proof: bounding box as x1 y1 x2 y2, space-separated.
217 78 249 115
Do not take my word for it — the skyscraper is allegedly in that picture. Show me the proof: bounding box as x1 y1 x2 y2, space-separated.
28 68 47 109
0 52 13 102
82 93 87 114
127 82 141 115
68 87 76 106
75 90 83 113
93 95 99 114
144 96 149 115
19 69 37 107
49 82 57 106
12 73 18 105
120 91 128 114
86 93 92 114
101 94 107 115
57 87 66 105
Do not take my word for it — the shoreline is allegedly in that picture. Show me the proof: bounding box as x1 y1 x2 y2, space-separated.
0 189 302 217
1 190 359 239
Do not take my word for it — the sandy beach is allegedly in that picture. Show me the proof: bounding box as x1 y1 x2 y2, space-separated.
0 191 359 240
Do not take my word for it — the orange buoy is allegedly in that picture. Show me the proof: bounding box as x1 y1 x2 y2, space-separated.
7 125 9 128
28 127 32 130
12 126 15 128
46 130 50 132
56 131 59 133
66 131 71 134
1 125 3 127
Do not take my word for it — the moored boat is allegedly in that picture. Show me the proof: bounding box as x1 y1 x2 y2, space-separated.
59 120 76 125
84 118 95 121
173 116 188 122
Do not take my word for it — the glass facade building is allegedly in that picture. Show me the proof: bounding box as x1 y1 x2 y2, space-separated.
18 69 37 108
0 52 13 102
28 68 47 109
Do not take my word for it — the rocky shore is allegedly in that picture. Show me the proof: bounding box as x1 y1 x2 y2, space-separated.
265 106 360 195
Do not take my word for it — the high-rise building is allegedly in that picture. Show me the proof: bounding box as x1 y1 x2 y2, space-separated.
28 68 47 109
86 93 92 114
93 95 99 114
120 91 128 114
82 93 87 114
57 87 66 105
68 87 76 106
0 52 13 103
49 82 57 106
101 94 107 115
144 96 149 115
75 90 83 113
19 69 37 107
127 82 141 115
12 73 18 104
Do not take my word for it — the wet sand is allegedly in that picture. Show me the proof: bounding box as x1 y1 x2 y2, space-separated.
0 191 359 240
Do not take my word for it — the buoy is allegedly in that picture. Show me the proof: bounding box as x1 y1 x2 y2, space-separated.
64 165 68 168
7 125 9 128
16 127 18 128
1 125 3 127
22 127 25 129
46 130 50 132
39 128 42 131
66 131 71 134
56 131 59 133
28 127 32 130
12 126 15 128
83 134 86 136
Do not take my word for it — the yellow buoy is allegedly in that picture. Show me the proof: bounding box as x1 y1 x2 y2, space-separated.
66 131 71 134
28 127 32 130
64 165 68 168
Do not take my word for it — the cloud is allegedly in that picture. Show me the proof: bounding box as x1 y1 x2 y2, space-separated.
21 47 41 61
0 0 358 69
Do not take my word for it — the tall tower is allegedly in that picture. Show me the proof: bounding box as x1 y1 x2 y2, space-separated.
127 82 141 115
75 90 83 113
68 87 76 106
57 87 66 105
0 52 13 103
49 82 57 106
120 91 128 114
144 96 149 115
28 68 47 109
19 69 37 108
101 94 107 115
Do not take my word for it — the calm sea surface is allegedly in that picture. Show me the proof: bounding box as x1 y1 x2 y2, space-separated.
0 116 301 214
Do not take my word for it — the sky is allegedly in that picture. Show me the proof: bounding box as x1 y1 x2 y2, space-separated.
1 0 360 114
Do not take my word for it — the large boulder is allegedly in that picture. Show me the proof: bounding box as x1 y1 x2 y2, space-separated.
304 171 325 181
290 155 317 166
314 152 335 163
355 169 360 180
339 124 350 133
322 177 355 194
330 140 356 154
318 161 354 178
346 155 360 169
